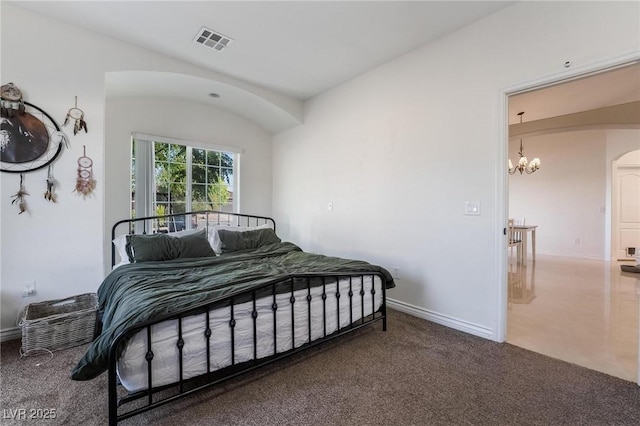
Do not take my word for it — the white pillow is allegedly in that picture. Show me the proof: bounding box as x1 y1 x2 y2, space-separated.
209 223 271 255
112 234 130 265
112 228 203 267
167 228 200 238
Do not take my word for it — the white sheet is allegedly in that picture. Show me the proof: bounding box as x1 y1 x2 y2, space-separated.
117 276 383 392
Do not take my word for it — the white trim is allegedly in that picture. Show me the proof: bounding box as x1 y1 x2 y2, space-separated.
387 298 494 340
185 146 194 212
501 52 640 98
1 327 21 342
131 134 240 216
536 250 609 261
132 132 245 154
233 153 240 212
494 86 510 344
133 138 154 223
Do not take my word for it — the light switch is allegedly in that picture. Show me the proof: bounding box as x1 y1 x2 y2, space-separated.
465 201 480 216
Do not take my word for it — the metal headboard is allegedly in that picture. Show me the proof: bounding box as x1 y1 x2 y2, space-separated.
111 210 276 267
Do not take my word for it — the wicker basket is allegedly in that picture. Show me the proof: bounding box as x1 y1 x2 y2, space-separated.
19 293 98 354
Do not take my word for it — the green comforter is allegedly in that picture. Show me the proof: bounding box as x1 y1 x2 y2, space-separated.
71 242 394 380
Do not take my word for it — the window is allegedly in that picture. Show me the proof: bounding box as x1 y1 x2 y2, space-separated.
131 134 239 228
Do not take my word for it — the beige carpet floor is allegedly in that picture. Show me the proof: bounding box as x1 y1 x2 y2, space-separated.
1 309 639 425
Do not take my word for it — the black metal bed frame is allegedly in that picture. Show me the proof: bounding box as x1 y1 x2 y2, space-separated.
107 211 388 425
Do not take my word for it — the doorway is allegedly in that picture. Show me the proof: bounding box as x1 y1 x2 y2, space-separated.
612 150 640 261
503 61 640 383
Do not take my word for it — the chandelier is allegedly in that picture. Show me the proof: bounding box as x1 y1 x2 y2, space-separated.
509 111 540 175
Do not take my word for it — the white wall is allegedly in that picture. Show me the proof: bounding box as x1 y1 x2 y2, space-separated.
509 128 640 261
0 4 278 334
272 1 640 338
509 130 608 259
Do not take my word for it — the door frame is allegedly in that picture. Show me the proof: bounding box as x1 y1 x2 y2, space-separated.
495 52 640 345
612 157 640 260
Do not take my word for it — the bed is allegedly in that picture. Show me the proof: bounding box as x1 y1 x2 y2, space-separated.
71 211 394 425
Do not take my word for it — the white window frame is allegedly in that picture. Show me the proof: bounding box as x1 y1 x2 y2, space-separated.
131 133 241 222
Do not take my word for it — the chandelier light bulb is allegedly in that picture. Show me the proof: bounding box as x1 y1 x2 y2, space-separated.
528 158 541 172
508 111 540 175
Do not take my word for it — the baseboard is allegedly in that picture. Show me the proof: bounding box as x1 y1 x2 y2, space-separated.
537 250 606 261
387 298 495 340
0 327 21 343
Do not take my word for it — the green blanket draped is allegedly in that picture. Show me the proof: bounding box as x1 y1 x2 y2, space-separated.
71 242 394 380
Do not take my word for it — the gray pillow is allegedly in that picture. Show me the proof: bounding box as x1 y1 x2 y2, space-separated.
177 229 217 259
218 228 281 253
126 229 215 262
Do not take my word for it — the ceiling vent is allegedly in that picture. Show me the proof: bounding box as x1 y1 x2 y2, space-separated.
193 27 232 52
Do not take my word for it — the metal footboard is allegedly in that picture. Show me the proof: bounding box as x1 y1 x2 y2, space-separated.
107 272 387 425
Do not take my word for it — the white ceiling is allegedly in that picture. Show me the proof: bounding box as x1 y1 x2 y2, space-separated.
8 1 639 133
509 63 640 125
11 1 516 100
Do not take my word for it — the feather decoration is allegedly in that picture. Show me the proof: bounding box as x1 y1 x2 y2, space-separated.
44 165 56 202
74 176 96 198
10 173 28 214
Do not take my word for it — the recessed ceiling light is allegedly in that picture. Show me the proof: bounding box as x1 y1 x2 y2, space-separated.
194 27 233 52
209 93 220 98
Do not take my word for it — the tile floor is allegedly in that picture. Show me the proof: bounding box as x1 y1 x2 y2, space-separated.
507 253 639 383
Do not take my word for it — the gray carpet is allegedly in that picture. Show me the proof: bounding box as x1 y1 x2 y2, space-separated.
1 309 639 425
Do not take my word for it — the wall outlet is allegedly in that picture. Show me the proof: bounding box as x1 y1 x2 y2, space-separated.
327 202 333 213
574 238 580 245
464 201 481 216
22 280 37 297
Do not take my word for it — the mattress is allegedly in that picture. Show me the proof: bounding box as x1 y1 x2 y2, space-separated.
117 275 383 392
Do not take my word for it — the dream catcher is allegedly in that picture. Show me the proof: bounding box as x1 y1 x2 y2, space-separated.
0 83 67 173
62 96 87 135
74 145 96 198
